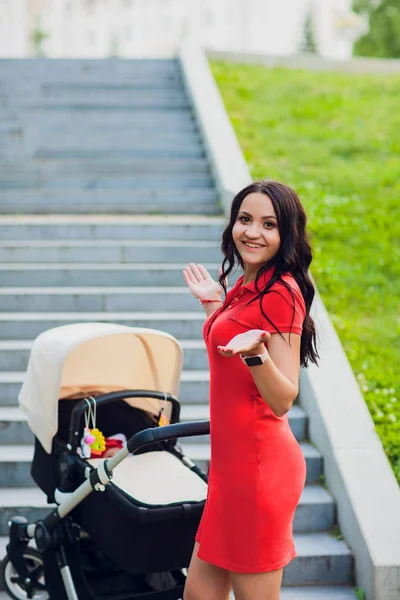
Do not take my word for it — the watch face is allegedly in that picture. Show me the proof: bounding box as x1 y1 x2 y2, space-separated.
245 355 263 367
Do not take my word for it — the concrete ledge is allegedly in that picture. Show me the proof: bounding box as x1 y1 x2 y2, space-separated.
183 43 400 600
207 50 400 75
301 291 400 600
179 41 251 214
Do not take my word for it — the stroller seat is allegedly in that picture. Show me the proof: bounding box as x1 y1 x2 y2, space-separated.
88 451 207 506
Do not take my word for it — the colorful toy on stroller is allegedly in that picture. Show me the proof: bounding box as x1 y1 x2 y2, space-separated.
0 323 209 600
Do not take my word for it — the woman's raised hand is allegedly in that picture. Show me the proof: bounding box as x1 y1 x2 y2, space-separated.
182 263 224 302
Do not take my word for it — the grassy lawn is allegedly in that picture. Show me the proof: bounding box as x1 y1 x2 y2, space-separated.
210 60 400 483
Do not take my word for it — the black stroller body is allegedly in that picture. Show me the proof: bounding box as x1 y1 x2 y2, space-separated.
1 323 210 600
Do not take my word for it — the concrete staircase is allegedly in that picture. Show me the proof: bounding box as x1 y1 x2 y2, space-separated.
0 58 356 599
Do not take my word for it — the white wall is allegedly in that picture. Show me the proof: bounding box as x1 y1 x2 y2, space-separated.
0 0 28 57
0 0 365 60
313 0 367 61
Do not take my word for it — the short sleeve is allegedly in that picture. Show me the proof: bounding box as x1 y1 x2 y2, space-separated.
256 279 306 335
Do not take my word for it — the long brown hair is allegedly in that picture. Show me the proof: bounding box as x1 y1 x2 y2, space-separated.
220 180 319 367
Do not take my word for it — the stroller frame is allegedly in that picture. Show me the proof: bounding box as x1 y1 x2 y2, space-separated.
4 390 210 600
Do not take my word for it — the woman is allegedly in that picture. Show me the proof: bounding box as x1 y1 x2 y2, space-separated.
182 180 319 600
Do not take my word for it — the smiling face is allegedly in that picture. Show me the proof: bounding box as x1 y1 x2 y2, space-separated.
232 192 280 281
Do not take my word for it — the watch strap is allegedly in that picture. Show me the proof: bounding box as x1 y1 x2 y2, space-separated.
240 349 269 366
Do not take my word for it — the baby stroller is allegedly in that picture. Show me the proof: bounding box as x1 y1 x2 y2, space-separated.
1 323 210 600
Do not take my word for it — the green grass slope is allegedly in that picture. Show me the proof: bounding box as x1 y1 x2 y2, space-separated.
210 61 400 483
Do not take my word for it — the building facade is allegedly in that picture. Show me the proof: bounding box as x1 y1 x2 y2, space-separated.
0 0 365 59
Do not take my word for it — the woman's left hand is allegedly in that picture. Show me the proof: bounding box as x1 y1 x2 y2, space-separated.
217 330 271 357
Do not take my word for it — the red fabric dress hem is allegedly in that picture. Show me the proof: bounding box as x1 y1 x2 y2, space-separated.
195 545 297 573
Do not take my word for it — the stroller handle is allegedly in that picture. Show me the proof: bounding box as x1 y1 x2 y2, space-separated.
126 420 210 454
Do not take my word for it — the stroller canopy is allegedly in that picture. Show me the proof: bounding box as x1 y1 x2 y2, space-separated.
19 323 183 453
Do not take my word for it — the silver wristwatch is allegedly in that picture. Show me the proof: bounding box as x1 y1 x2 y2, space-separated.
240 349 269 367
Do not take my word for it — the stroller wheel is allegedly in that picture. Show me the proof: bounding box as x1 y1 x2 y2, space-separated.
0 548 49 600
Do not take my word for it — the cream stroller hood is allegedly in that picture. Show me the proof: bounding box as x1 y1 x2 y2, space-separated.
19 322 183 453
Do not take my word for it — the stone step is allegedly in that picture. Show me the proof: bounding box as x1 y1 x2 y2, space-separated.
0 483 334 537
0 369 208 404
2 90 190 110
0 590 359 600
0 528 352 587
0 75 183 91
30 136 202 151
0 312 209 339
3 97 193 117
2 86 189 97
0 585 359 597
1 77 186 91
1 123 198 143
0 175 214 191
15 84 189 97
3 75 188 90
0 287 212 311
283 533 353 586
280 588 357 600
0 189 219 215
0 123 20 134
45 77 185 87
3 78 189 93
0 533 356 598
0 241 221 264
0 264 222 286
0 585 357 598
0 341 31 371
25 115 198 132
2 147 211 163
0 405 308 446
0 370 210 405
0 58 181 76
0 215 225 241
0 117 195 131
33 148 206 161
3 101 191 116
0 158 210 177
3 136 206 157
0 203 220 218
0 338 210 370
0 442 322 489
18 130 200 145
28 75 188 87
0 108 196 130
3 141 209 161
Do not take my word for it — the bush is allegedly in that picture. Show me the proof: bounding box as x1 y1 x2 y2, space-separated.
353 0 400 58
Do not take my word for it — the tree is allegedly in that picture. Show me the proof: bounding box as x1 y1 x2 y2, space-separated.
353 0 400 58
31 27 49 57
300 11 318 54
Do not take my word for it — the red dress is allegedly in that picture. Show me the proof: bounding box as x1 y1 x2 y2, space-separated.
195 267 307 573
